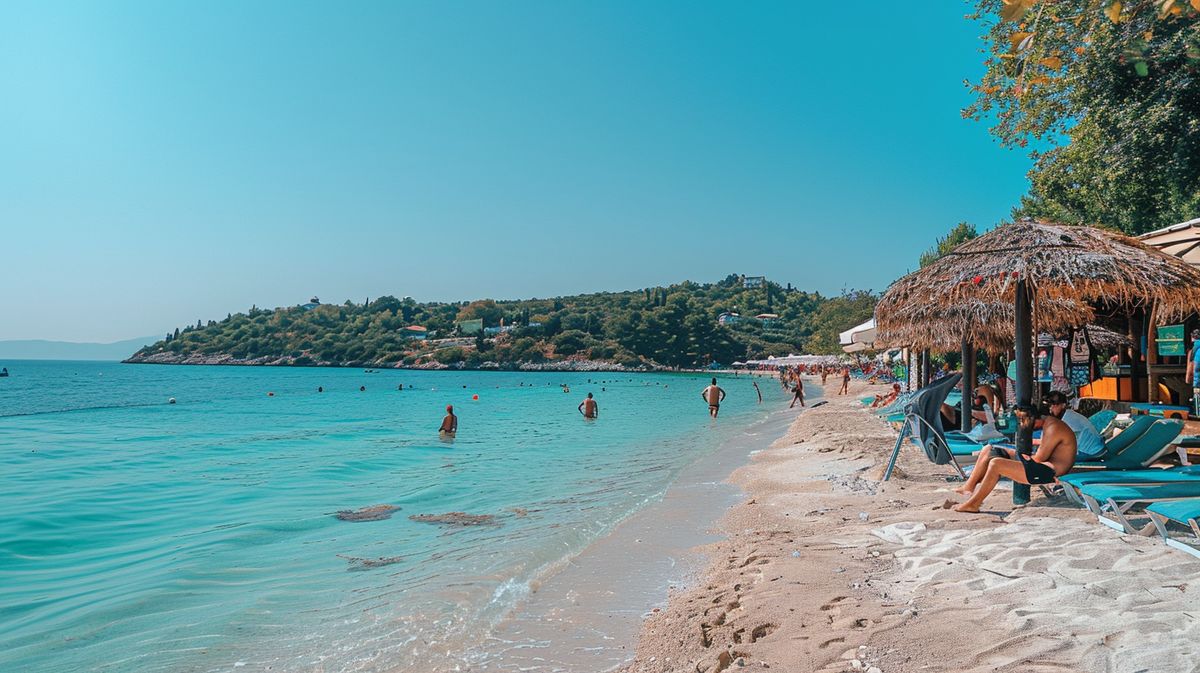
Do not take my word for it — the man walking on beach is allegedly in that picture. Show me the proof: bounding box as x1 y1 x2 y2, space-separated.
790 378 805 408
952 404 1077 513
838 367 850 395
439 404 457 436
702 378 726 418
578 392 599 419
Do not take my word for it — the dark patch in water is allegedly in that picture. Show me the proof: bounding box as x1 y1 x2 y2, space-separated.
337 554 404 570
409 512 497 526
335 504 400 522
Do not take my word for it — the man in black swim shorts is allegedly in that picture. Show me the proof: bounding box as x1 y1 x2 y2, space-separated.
952 403 1078 513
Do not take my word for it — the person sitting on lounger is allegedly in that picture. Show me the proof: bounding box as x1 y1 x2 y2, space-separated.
871 383 901 408
952 403 1077 512
940 382 999 430
1044 391 1105 460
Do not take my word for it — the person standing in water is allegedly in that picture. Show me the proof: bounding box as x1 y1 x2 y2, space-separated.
790 378 805 408
439 404 457 435
753 380 762 404
578 392 599 419
701 378 726 418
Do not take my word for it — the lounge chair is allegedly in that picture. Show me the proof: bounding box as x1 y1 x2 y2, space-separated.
1146 499 1200 558
1088 409 1118 438
1076 479 1200 533
1059 465 1200 506
1073 415 1158 464
1085 419 1183 470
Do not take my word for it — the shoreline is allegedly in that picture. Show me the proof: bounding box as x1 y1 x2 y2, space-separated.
620 379 1200 673
436 377 804 672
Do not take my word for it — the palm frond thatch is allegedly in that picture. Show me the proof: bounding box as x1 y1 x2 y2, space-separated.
876 220 1200 349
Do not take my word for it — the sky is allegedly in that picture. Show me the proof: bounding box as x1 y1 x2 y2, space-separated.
0 1 1032 343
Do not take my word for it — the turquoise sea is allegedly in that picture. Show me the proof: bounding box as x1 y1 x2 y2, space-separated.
0 362 785 672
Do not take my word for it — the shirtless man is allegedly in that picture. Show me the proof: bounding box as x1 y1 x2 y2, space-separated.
789 378 805 408
578 392 599 419
701 378 726 418
952 404 1077 513
439 404 458 435
838 367 851 395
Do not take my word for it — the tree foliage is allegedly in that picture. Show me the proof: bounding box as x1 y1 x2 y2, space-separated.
132 278 870 368
919 222 979 268
966 0 1200 234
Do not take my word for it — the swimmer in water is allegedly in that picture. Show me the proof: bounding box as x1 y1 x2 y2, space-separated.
318 386 324 393
360 386 366 392
578 392 598 419
439 405 458 435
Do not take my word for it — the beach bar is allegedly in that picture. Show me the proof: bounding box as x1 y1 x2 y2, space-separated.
876 220 1200 500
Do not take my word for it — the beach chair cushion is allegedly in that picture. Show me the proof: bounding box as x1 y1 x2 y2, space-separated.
1146 499 1200 525
1078 482 1200 502
1103 419 1184 470
1085 415 1157 462
1060 466 1200 488
1088 410 1118 437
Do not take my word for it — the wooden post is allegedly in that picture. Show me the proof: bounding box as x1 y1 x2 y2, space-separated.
961 338 974 433
921 349 931 388
1014 279 1033 506
1146 303 1159 404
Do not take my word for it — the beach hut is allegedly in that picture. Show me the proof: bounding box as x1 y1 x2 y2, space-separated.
875 219 1200 499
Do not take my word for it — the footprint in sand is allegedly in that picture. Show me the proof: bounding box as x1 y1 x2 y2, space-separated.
750 623 777 643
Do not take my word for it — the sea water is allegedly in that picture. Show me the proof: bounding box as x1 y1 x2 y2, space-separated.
0 362 786 672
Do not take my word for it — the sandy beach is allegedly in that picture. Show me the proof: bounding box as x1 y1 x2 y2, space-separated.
621 378 1200 673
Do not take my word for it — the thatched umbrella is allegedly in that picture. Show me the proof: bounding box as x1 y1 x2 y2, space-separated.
876 220 1200 499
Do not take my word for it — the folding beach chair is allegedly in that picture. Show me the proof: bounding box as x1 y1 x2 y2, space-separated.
1146 499 1200 558
883 373 965 480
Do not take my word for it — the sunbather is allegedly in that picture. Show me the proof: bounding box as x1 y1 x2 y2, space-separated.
952 403 1078 513
871 383 901 408
939 383 992 429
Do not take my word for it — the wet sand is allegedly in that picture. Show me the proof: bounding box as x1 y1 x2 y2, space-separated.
451 380 797 672
621 379 1200 673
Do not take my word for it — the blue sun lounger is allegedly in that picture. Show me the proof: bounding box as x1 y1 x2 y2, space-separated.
1146 500 1200 558
1084 418 1183 470
1059 465 1200 506
1088 409 1118 438
1077 480 1200 533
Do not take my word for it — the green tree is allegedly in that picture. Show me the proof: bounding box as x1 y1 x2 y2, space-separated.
966 1 1200 234
919 222 979 268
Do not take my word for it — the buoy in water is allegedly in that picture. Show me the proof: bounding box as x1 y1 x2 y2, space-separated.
472 394 479 400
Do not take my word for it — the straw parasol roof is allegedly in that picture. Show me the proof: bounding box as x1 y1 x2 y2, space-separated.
1037 324 1131 349
876 220 1200 348
880 298 1093 351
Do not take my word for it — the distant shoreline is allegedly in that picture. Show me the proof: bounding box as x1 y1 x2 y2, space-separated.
122 352 771 374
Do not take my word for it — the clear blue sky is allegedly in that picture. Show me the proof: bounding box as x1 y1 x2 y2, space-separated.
1 1 1030 342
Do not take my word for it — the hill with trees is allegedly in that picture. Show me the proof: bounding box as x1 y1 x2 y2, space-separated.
126 276 876 369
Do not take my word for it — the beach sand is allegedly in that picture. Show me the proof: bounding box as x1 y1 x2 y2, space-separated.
621 379 1200 673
